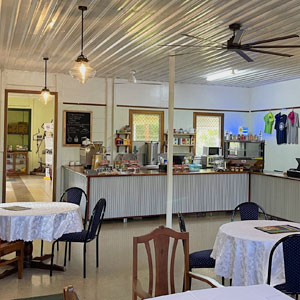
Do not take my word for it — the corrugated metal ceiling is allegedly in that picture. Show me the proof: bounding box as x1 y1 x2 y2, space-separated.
1 0 300 87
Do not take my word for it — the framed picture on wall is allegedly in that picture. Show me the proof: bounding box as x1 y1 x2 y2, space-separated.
63 110 93 146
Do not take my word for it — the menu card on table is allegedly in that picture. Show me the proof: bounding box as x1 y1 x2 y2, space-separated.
1 206 32 211
255 224 300 234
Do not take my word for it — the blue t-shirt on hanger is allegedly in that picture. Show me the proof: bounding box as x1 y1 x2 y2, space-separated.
275 112 287 144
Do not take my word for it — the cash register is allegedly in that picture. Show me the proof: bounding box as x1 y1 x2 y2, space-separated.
287 158 300 179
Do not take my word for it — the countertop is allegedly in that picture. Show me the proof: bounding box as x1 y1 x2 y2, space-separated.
252 170 300 182
63 166 300 181
63 165 249 178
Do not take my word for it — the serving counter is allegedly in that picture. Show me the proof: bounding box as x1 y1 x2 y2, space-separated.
250 171 300 222
62 166 249 219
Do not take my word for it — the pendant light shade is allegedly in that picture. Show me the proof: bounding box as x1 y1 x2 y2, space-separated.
40 57 51 104
129 70 137 83
69 6 96 84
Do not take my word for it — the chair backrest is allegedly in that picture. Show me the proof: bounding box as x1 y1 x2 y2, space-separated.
177 212 187 233
267 234 300 293
63 285 79 300
61 187 88 226
231 202 267 221
86 198 106 241
60 187 86 205
133 226 189 298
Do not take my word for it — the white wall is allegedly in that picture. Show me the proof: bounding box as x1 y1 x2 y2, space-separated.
0 70 107 201
250 78 300 171
115 82 251 110
0 70 252 201
114 82 251 158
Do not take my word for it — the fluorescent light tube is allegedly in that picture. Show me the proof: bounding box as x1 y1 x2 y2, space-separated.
206 69 237 81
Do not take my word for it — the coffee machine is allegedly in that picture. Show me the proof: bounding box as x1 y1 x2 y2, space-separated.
80 140 105 169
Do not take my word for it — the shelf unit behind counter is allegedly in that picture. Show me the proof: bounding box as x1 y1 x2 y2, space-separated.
164 133 195 154
115 131 131 153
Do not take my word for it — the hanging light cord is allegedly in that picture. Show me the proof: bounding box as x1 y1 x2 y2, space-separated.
81 8 84 55
44 57 48 89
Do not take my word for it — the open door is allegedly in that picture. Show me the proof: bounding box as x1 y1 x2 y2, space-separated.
2 90 58 202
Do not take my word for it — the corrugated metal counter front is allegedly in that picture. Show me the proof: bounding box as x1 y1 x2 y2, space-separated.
62 166 249 219
250 172 300 222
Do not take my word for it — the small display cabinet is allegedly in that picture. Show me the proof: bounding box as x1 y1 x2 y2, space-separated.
115 131 131 153
6 152 28 175
224 140 265 171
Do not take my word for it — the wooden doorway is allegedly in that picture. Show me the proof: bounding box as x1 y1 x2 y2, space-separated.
2 89 58 202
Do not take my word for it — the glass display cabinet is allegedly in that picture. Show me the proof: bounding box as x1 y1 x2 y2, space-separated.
6 152 28 175
224 140 265 171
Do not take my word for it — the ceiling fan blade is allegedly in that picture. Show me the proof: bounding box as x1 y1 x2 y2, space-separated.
245 45 300 48
246 34 299 46
233 29 245 44
181 33 223 46
234 50 253 62
246 48 293 57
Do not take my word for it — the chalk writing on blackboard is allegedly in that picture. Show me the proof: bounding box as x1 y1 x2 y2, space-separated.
63 110 92 146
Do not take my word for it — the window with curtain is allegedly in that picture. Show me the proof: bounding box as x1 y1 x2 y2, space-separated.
193 112 224 156
129 110 164 143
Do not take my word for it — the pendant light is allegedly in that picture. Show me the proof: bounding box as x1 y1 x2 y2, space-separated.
129 70 137 83
69 6 96 84
40 57 51 104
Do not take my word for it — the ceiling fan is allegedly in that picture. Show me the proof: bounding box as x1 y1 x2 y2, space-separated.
115 70 162 85
162 23 300 62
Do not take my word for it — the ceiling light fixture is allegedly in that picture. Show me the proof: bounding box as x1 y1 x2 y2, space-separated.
129 70 137 83
40 57 51 104
206 69 237 81
69 6 96 84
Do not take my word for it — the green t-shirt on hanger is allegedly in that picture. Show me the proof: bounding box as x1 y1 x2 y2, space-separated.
264 112 274 134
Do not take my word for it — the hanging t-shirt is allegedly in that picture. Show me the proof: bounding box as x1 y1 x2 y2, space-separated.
286 111 299 144
264 112 274 134
275 113 287 144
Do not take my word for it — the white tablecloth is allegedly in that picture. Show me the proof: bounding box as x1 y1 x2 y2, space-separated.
0 202 83 242
211 220 300 286
148 284 290 300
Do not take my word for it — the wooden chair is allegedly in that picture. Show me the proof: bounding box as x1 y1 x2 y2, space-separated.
132 226 222 300
0 240 24 279
63 285 79 300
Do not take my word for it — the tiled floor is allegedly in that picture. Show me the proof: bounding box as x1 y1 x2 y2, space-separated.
6 175 52 202
0 213 230 300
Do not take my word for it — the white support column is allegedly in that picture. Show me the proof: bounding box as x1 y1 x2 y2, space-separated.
111 78 115 160
166 52 175 228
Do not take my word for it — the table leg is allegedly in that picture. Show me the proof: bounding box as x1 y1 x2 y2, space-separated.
24 242 33 268
24 241 65 271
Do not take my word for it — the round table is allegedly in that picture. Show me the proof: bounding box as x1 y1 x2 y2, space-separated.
0 202 83 271
147 284 290 300
211 220 300 286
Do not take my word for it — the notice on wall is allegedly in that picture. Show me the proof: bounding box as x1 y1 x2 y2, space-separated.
43 122 54 168
63 110 92 146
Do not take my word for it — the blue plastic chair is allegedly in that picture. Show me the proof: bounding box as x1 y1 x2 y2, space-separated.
267 234 300 300
50 198 106 278
178 213 217 288
231 202 267 221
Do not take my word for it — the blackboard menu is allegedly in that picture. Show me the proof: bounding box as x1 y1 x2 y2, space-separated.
63 110 92 146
